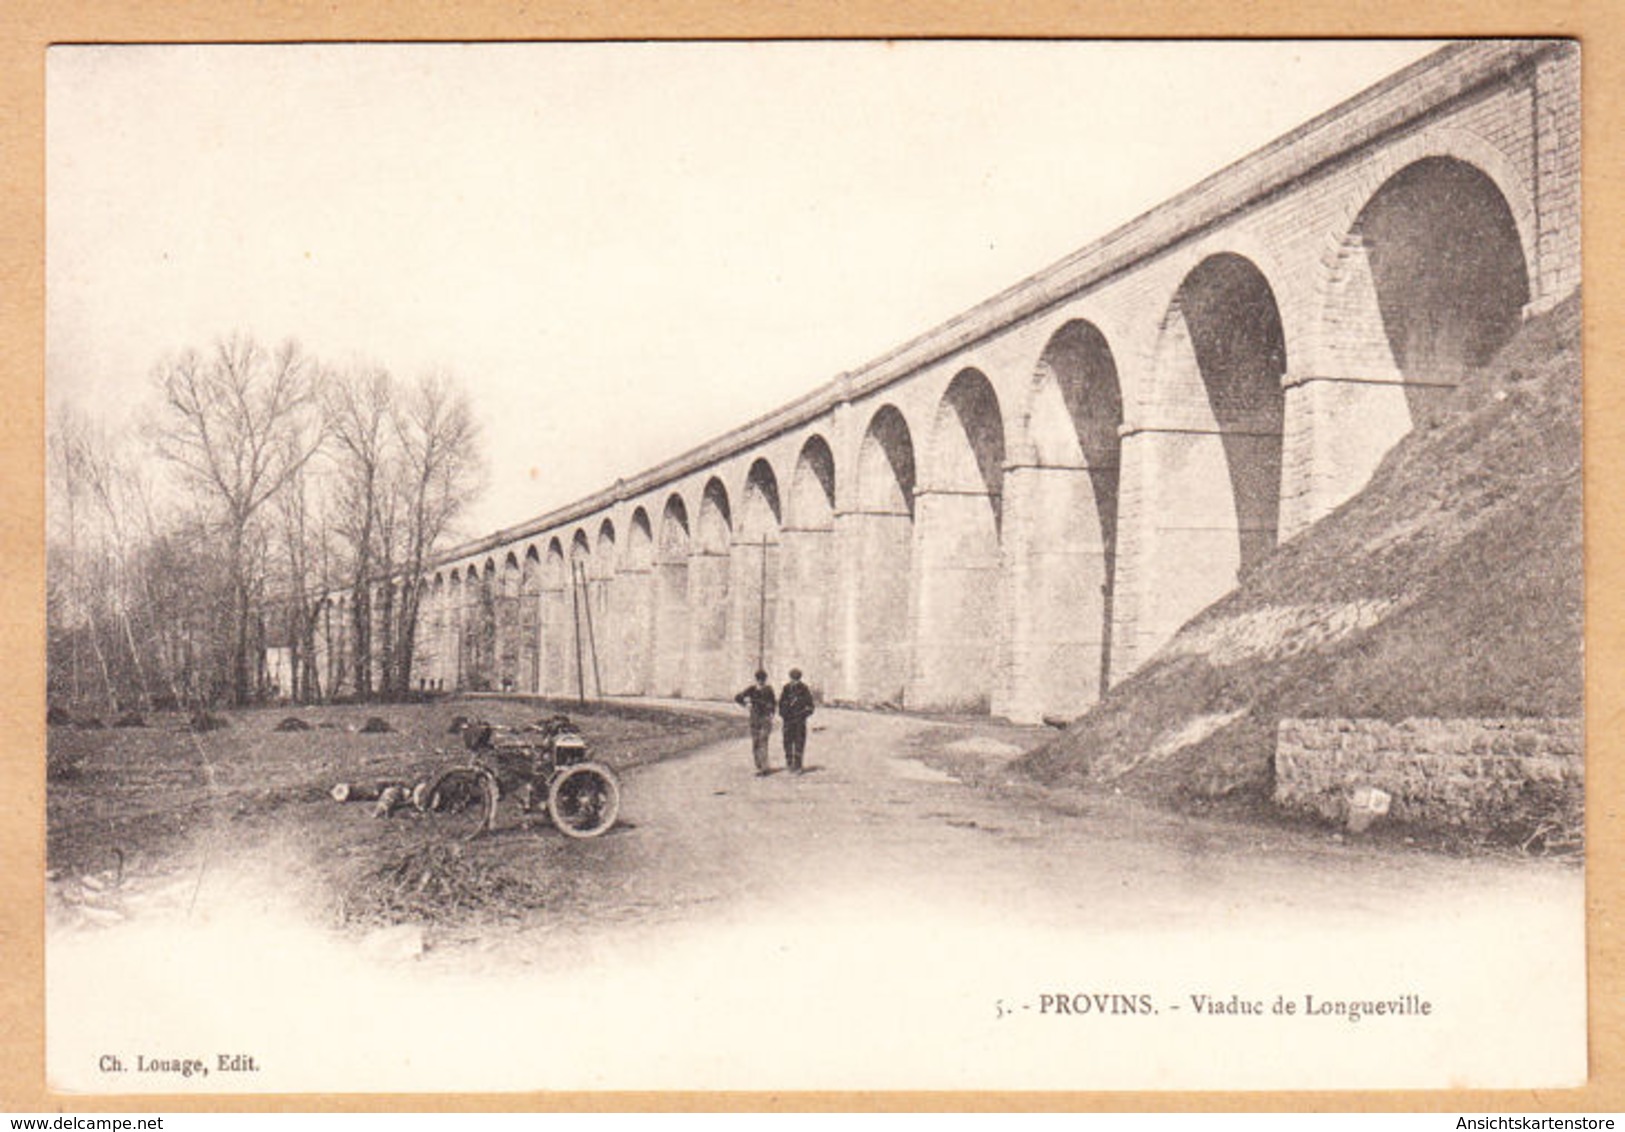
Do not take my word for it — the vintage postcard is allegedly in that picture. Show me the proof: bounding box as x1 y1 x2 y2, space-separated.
35 38 1589 1097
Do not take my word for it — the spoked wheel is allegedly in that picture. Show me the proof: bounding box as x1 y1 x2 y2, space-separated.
423 765 499 840
546 762 621 839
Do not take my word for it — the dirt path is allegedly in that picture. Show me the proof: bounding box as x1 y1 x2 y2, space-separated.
46 703 1585 1094
53 701 1575 952
575 704 1574 934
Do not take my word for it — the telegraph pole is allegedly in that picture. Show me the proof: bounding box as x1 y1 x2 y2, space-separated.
758 537 768 672
569 560 587 705
580 559 604 699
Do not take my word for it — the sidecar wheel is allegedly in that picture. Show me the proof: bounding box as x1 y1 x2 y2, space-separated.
424 766 499 840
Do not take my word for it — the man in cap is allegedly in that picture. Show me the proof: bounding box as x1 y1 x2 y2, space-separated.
778 668 815 774
734 669 778 775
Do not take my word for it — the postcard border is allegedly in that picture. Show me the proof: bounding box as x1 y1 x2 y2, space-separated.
5 2 1620 1112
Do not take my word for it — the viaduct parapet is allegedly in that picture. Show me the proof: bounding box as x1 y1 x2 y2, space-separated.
309 40 1580 724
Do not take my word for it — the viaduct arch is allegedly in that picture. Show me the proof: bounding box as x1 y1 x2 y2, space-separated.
314 42 1577 726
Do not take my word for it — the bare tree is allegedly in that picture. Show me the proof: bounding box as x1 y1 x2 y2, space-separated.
49 404 228 710
47 408 101 706
387 372 484 695
323 364 484 698
48 407 151 709
324 364 393 699
50 333 483 711
150 335 325 705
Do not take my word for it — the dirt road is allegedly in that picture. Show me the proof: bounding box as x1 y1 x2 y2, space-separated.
501 702 1576 948
46 702 1586 1094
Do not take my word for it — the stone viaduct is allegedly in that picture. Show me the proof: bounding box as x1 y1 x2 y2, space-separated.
311 40 1580 724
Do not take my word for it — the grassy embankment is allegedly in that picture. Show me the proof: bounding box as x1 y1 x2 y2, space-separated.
1017 292 1582 845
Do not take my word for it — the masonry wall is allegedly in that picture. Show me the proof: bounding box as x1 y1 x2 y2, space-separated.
1273 718 1583 835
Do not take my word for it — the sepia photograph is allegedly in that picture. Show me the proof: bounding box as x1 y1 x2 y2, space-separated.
39 38 1584 1095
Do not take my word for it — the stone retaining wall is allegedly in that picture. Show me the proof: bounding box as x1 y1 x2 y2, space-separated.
1274 717 1583 835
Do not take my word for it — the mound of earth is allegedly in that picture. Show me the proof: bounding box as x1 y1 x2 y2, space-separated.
188 711 229 732
1017 291 1582 815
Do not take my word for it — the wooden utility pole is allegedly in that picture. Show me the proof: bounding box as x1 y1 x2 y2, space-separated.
569 560 587 705
757 537 769 672
579 559 603 699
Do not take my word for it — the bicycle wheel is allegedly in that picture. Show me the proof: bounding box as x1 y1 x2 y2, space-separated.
423 765 499 840
546 762 621 839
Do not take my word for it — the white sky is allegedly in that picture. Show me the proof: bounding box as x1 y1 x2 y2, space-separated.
47 40 1442 538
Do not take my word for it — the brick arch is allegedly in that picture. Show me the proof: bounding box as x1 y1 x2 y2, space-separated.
425 571 447 692
462 559 495 690
1116 233 1297 426
1008 307 1125 463
1277 139 1538 543
925 368 1005 508
850 403 917 705
1024 320 1123 476
1117 250 1288 674
912 367 1006 712
518 544 541 694
1151 251 1289 427
460 561 483 691
856 403 917 518
621 506 657 695
628 507 655 570
1156 250 1287 561
697 477 733 554
690 477 735 696
554 530 593 695
538 537 569 697
1304 125 1538 378
1003 318 1124 718
735 458 785 679
544 538 566 584
496 551 522 691
789 435 835 529
658 494 690 561
589 518 618 691
740 458 782 541
782 434 837 697
653 493 692 697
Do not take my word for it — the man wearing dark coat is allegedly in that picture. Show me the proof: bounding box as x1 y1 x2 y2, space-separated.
779 668 815 774
735 669 778 775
